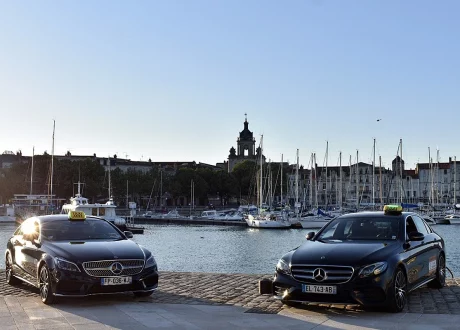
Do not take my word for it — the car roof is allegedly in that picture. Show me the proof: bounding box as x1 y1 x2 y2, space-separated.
26 214 101 223
338 211 415 219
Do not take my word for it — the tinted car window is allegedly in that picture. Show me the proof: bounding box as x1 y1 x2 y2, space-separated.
412 215 429 235
317 216 400 241
41 220 123 241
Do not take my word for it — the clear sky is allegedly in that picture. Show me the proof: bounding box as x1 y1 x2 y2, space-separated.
1 1 459 170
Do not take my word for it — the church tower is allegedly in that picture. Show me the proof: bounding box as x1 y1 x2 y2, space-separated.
237 114 255 158
227 114 261 172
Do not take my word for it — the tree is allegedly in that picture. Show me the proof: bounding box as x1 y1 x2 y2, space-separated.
231 160 258 202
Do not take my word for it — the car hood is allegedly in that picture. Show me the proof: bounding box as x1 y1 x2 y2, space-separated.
290 240 400 266
45 239 145 263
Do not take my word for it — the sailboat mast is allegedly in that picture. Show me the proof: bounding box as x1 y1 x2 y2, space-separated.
160 168 163 208
30 147 34 196
295 149 299 212
356 150 359 210
437 148 440 205
259 135 263 211
454 156 457 206
339 151 342 209
108 156 112 198
314 153 318 208
379 156 383 205
309 153 313 209
400 139 403 204
372 138 375 208
280 154 283 206
325 141 328 209
126 180 129 209
429 148 433 205
50 120 55 211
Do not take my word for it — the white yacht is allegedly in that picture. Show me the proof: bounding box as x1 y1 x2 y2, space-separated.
246 212 292 228
298 216 331 229
442 214 460 225
61 185 126 229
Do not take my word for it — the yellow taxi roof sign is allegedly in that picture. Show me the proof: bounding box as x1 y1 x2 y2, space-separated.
68 211 86 220
383 204 403 214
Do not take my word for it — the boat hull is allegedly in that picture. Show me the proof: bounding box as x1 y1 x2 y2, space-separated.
298 217 330 229
245 215 291 228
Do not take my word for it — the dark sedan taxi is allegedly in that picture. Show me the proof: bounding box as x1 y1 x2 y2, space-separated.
260 205 446 312
5 211 158 304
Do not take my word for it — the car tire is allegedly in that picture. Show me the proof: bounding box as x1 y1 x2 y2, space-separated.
133 291 154 298
387 267 407 313
38 265 55 304
428 254 446 289
5 252 20 285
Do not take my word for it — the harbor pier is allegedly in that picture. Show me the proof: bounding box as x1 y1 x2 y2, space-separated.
1 270 460 329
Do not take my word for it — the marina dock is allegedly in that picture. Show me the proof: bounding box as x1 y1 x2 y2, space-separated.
132 216 248 226
2 270 460 329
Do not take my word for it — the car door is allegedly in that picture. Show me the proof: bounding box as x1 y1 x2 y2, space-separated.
11 224 26 278
20 219 43 283
412 215 439 282
402 216 432 288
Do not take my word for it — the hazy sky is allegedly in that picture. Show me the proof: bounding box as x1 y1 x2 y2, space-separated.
1 1 459 170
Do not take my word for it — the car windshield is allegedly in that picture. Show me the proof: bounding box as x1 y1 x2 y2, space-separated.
41 219 124 241
316 216 400 241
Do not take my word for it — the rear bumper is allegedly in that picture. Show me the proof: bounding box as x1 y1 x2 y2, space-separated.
52 266 158 296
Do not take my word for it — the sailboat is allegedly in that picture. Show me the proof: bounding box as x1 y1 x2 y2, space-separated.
61 159 127 230
245 136 291 229
297 144 334 229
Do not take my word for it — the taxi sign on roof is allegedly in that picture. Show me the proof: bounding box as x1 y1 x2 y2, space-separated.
68 211 86 220
383 204 402 214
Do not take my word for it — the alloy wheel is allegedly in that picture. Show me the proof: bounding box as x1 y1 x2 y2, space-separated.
39 267 50 302
5 254 13 282
394 270 406 311
439 255 446 285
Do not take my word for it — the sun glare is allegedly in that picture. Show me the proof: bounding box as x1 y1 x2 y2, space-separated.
22 220 39 235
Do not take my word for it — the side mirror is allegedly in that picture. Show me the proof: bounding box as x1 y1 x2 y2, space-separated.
306 231 315 240
124 231 134 239
408 231 424 241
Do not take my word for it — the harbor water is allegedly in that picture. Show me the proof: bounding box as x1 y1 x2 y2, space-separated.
0 223 459 276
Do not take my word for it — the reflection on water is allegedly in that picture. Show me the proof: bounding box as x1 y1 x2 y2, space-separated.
0 222 459 276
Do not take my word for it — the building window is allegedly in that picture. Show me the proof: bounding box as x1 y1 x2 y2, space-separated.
444 169 447 174
413 191 416 197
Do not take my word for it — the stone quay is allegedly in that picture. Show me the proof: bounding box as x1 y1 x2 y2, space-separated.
1 270 460 329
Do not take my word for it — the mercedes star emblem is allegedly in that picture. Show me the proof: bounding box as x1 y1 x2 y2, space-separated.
111 262 123 275
313 268 327 282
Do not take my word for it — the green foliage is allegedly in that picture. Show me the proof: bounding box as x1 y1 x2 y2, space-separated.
0 158 258 207
232 160 258 198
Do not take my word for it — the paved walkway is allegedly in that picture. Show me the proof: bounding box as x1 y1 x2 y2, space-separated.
1 271 460 329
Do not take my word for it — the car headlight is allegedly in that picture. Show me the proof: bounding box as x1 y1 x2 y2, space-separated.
145 255 156 269
276 259 291 275
359 262 387 278
55 257 80 272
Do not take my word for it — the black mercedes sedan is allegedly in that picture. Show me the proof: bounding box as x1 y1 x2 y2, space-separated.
5 212 158 304
260 205 446 312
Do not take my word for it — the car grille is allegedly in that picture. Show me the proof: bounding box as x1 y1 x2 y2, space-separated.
82 259 145 277
290 264 354 284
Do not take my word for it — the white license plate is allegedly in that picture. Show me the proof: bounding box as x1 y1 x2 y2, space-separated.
302 284 337 294
101 277 132 286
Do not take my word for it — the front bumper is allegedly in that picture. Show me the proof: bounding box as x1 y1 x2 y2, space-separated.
51 266 158 296
265 271 392 307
